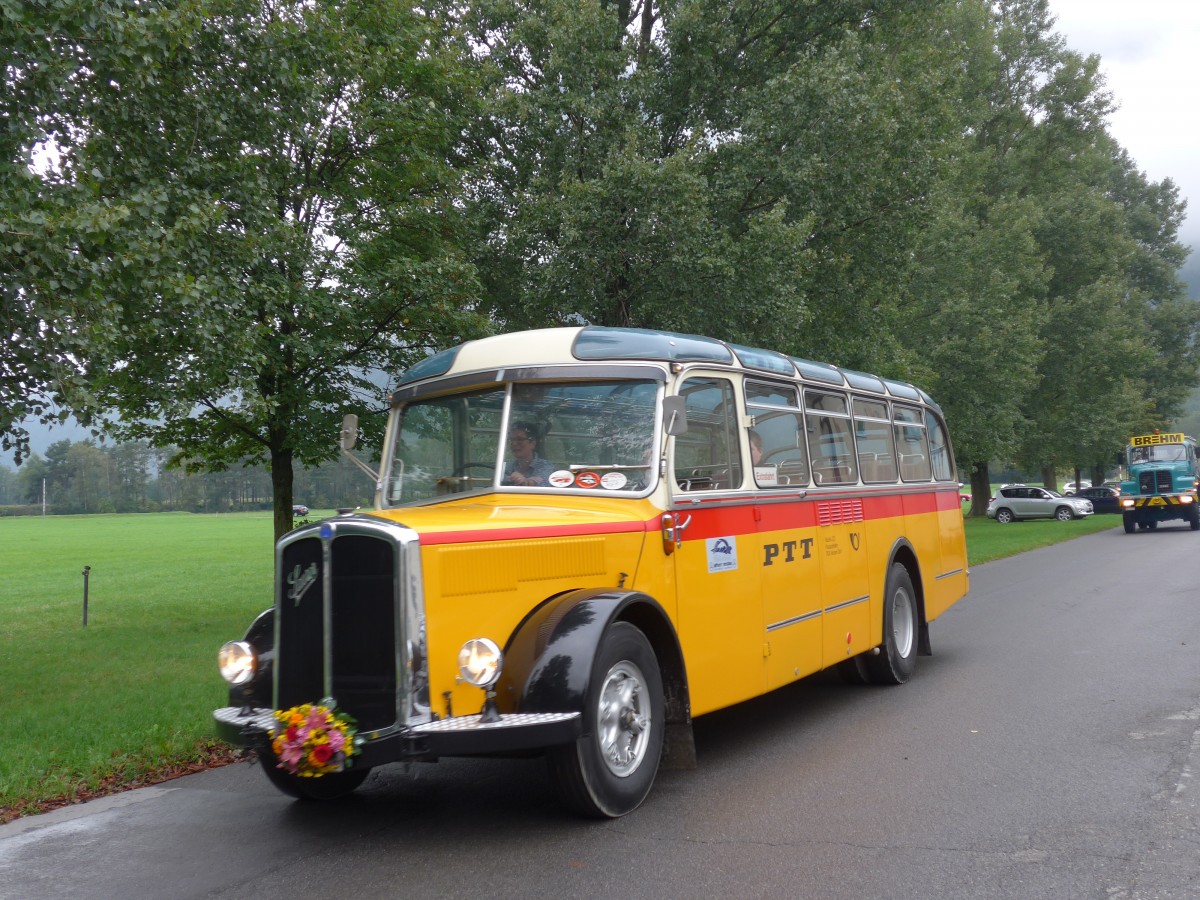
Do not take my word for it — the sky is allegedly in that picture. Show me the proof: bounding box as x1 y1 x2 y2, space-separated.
1048 0 1200 253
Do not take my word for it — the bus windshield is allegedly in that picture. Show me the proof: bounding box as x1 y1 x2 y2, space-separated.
386 379 660 503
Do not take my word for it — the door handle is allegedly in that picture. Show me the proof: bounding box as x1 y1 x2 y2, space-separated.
661 513 692 554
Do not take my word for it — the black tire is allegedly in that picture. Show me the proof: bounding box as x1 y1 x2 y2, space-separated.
1123 514 1136 534
995 508 1015 524
547 622 664 818
1190 507 1200 531
865 563 919 685
1054 506 1073 522
1147 521 1158 531
259 749 370 801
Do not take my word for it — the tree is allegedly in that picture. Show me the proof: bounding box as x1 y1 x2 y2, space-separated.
467 0 966 360
5 0 489 539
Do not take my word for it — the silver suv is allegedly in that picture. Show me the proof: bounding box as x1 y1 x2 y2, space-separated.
986 485 1094 523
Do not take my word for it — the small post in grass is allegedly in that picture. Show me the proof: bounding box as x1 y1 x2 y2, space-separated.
82 565 91 627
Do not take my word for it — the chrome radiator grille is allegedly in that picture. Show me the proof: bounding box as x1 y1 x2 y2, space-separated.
276 528 400 733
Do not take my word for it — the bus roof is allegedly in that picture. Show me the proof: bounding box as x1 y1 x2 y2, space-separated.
396 326 939 408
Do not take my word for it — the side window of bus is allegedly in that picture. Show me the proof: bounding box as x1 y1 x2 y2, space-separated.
926 412 955 482
745 381 807 488
894 405 932 481
853 398 897 483
675 378 741 490
805 391 856 485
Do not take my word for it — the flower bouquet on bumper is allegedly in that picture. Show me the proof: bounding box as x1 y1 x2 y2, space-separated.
269 703 360 777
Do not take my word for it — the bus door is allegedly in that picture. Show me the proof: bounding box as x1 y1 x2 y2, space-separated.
745 381 824 691
805 391 873 669
669 375 765 713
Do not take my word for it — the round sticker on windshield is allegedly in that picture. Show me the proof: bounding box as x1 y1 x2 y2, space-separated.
548 470 575 488
600 471 628 490
575 471 601 489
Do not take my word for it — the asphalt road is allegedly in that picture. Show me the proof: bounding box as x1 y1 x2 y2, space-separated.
4 520 1200 899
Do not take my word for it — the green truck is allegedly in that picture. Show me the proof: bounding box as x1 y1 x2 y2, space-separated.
1119 432 1200 533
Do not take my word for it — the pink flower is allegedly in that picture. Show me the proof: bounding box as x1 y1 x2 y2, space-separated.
280 744 304 769
327 730 345 753
306 710 328 730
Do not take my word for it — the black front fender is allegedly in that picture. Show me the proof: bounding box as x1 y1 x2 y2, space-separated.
228 607 275 709
496 589 679 718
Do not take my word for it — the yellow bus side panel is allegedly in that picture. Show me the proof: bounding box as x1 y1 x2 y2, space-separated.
421 531 648 719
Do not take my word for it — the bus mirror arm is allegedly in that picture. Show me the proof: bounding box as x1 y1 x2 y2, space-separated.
338 413 382 485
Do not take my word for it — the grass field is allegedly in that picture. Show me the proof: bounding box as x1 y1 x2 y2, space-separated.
0 512 279 820
0 505 1122 821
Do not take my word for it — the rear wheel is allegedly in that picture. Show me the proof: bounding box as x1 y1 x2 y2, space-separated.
865 563 918 685
548 622 664 818
1054 506 1073 522
995 508 1014 524
259 750 370 801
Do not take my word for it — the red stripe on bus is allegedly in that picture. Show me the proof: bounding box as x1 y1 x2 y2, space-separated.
417 486 958 546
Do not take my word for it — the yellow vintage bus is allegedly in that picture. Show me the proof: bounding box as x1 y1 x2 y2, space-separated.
214 326 969 816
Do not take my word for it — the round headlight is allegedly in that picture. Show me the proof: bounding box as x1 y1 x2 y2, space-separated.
457 638 503 688
218 640 257 686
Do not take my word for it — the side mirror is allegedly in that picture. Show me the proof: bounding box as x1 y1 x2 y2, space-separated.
662 396 688 435
340 414 359 451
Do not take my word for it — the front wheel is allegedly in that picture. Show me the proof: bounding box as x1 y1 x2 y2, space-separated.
1123 514 1136 534
1054 506 1073 522
1190 507 1200 531
259 750 370 801
865 563 919 685
547 622 664 818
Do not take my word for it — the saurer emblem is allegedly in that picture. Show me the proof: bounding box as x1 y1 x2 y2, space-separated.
287 562 318 607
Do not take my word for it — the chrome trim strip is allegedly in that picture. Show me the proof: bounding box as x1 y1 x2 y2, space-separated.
413 711 580 734
672 482 960 510
825 594 870 614
936 568 964 581
321 524 334 700
766 610 822 632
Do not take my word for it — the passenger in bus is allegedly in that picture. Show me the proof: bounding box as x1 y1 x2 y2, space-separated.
503 423 557 486
749 429 765 466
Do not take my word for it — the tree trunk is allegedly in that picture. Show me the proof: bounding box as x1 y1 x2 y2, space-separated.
1040 465 1057 492
968 461 991 517
270 444 295 544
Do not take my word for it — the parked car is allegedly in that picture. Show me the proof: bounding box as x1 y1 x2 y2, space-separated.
987 485 1094 523
1061 480 1091 495
1075 485 1121 515
292 504 309 517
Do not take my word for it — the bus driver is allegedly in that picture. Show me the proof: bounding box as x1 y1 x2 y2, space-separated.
503 423 557 486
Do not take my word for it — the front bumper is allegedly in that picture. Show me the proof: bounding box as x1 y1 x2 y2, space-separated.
1122 494 1196 519
213 706 582 763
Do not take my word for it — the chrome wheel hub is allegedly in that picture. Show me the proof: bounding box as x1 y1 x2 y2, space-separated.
597 660 651 777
